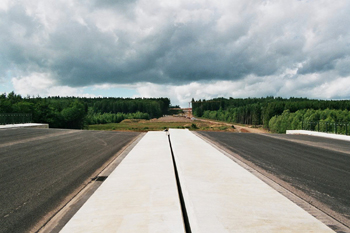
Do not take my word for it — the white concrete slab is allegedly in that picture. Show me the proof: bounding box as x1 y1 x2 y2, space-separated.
287 130 350 141
0 123 49 129
169 129 334 233
60 131 184 233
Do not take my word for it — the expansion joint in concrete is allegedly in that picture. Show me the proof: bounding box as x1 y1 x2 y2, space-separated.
167 134 192 233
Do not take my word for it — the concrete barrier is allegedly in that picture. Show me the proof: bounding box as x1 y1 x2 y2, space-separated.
0 123 49 129
287 130 350 141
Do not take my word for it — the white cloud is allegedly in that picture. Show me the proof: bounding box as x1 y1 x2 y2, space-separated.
134 78 278 107
303 76 350 99
12 73 55 96
135 72 350 107
12 73 96 97
1 0 350 102
0 0 14 11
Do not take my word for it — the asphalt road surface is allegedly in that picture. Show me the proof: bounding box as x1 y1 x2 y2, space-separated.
198 132 350 227
0 128 140 233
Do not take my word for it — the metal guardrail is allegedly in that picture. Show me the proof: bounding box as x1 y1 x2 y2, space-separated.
302 121 350 135
0 113 32 125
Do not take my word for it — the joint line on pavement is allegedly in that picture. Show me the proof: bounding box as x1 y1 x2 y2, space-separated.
167 134 192 233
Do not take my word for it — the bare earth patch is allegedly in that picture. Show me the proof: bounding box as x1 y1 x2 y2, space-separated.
195 118 269 133
234 124 269 133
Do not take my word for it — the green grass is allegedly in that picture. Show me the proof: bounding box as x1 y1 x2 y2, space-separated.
87 119 236 132
88 120 192 131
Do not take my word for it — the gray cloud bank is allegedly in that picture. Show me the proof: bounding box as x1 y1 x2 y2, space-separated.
1 0 350 93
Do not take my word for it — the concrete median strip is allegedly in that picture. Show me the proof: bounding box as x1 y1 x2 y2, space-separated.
60 129 337 232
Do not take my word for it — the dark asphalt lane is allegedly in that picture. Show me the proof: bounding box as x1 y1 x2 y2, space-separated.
198 132 350 224
0 128 71 146
265 134 350 155
0 128 140 233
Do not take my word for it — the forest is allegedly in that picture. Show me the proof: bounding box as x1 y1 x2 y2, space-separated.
0 92 170 129
3 92 350 133
192 97 350 133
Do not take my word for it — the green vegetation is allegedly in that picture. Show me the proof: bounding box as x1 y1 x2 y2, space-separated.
5 91 349 134
88 119 235 132
89 119 190 131
86 111 150 124
192 97 350 133
169 108 184 115
269 109 350 133
0 113 32 125
88 97 169 118
0 92 170 129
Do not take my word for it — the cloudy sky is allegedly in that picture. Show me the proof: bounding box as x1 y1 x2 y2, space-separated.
1 0 350 106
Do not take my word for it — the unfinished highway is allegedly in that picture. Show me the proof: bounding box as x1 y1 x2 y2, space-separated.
1 128 350 232
59 129 348 232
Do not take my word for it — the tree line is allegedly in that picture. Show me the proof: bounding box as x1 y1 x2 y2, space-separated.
0 92 170 129
269 108 350 133
86 112 150 125
192 97 350 132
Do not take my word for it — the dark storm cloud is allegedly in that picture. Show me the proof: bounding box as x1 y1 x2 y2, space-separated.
0 5 43 75
90 0 138 8
1 0 350 90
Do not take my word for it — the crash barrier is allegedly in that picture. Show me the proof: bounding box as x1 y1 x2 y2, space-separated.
0 113 32 125
302 121 350 135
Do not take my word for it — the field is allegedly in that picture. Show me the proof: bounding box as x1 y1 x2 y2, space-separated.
88 116 238 132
